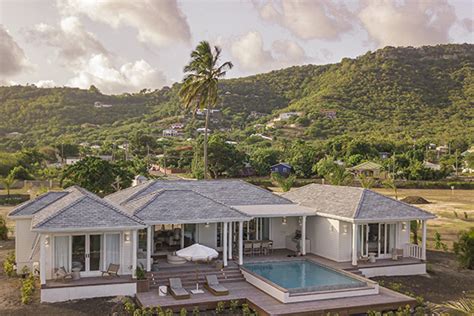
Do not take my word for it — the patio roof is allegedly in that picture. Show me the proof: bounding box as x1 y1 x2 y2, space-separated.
106 179 293 206
122 189 251 224
233 204 315 217
283 183 435 222
31 186 145 232
8 191 69 217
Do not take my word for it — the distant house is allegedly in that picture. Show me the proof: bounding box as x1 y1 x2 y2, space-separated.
277 112 301 121
249 111 266 119
348 161 386 179
90 145 101 150
65 157 82 165
94 101 113 108
423 161 441 171
6 132 22 137
461 146 474 156
163 129 180 137
320 110 337 119
196 128 211 134
270 163 293 176
250 133 272 141
171 123 184 130
225 140 238 145
379 152 391 160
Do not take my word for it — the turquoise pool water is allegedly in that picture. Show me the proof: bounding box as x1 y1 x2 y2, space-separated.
243 260 366 292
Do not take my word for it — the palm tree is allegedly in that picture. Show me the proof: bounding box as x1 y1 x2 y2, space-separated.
1 173 15 198
382 174 398 200
357 173 375 189
325 166 352 186
180 41 233 179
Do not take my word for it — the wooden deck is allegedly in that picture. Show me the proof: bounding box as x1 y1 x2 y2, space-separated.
137 281 415 316
43 275 135 289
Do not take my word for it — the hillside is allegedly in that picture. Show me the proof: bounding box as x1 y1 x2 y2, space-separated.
0 43 472 150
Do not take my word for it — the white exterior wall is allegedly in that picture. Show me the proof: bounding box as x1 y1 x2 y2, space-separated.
270 217 297 249
41 282 136 302
338 220 352 262
307 216 341 261
14 219 39 271
197 223 217 248
399 222 410 253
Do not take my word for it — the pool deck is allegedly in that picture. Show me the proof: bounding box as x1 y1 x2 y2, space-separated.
137 281 415 316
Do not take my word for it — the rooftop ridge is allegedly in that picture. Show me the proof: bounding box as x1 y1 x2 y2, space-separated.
33 193 85 229
8 191 66 217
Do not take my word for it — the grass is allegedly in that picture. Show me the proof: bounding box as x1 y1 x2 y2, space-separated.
374 188 474 250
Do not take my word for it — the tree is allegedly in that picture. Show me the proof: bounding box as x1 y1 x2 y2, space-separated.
0 172 15 197
286 141 318 178
271 173 296 192
325 165 352 186
453 228 474 269
357 173 375 189
249 148 281 176
61 157 133 195
313 156 337 178
180 41 233 179
9 166 33 180
382 174 398 200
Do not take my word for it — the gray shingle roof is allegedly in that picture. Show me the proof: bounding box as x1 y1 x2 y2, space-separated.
31 186 145 232
8 191 68 217
122 189 251 224
283 183 435 221
106 180 293 206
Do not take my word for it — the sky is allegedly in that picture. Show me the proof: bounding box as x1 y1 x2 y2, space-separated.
0 0 472 94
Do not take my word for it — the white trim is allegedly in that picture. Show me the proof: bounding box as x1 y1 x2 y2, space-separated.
223 222 228 267
146 226 152 272
33 225 145 233
132 230 137 278
238 221 243 265
301 216 306 255
352 223 357 266
39 234 46 285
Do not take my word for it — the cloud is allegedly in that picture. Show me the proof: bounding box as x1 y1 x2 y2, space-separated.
231 31 310 72
254 0 353 40
58 0 191 47
66 54 167 94
35 80 56 88
25 16 109 67
461 18 473 33
0 25 31 77
358 0 457 47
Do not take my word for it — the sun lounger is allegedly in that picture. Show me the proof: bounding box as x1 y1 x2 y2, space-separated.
169 278 190 299
101 263 120 278
204 275 229 296
54 266 73 282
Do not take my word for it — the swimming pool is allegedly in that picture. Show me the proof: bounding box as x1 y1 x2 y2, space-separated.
241 260 379 303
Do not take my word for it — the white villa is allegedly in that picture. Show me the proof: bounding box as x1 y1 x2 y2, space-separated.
8 180 434 307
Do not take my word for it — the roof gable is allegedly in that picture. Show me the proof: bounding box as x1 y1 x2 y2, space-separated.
31 186 144 231
107 180 292 206
123 189 250 223
283 183 435 221
349 161 382 170
8 191 69 217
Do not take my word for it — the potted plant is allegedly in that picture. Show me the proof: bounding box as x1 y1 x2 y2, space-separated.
135 264 149 292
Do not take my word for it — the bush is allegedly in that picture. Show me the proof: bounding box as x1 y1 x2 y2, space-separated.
0 215 8 240
453 228 474 269
20 272 35 304
3 251 16 277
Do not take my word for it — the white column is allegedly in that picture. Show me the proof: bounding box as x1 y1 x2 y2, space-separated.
180 224 185 249
301 216 307 255
238 221 243 265
256 218 259 240
246 221 250 240
228 222 233 259
39 234 46 285
421 220 427 260
223 222 228 267
146 226 152 272
132 230 137 278
352 223 358 266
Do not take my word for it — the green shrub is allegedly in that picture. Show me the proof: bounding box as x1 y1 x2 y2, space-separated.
135 264 146 280
192 306 200 316
229 299 240 313
215 301 225 314
0 215 8 240
123 297 136 315
180 307 187 316
434 231 448 251
3 251 16 277
20 273 35 304
453 228 474 269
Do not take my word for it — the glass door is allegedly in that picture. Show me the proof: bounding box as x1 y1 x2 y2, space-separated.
88 234 102 271
72 235 86 271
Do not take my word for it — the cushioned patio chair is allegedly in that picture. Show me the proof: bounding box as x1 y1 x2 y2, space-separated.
101 263 120 278
391 248 404 261
204 275 229 296
54 266 73 282
252 241 262 256
244 242 253 256
169 278 190 299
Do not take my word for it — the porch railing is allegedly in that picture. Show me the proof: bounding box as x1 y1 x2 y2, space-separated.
403 243 423 259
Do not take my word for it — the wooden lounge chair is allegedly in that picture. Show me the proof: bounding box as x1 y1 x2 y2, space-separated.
54 266 73 282
101 263 120 278
252 241 261 256
169 278 190 299
204 275 229 296
244 242 253 256
391 248 404 261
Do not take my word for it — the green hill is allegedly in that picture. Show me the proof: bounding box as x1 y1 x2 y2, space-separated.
0 43 472 150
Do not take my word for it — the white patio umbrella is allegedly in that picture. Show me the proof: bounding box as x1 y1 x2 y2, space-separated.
176 243 218 294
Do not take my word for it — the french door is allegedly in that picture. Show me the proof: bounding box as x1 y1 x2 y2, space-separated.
358 223 396 258
55 233 120 276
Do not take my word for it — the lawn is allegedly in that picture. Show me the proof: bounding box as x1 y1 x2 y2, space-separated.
374 188 474 250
